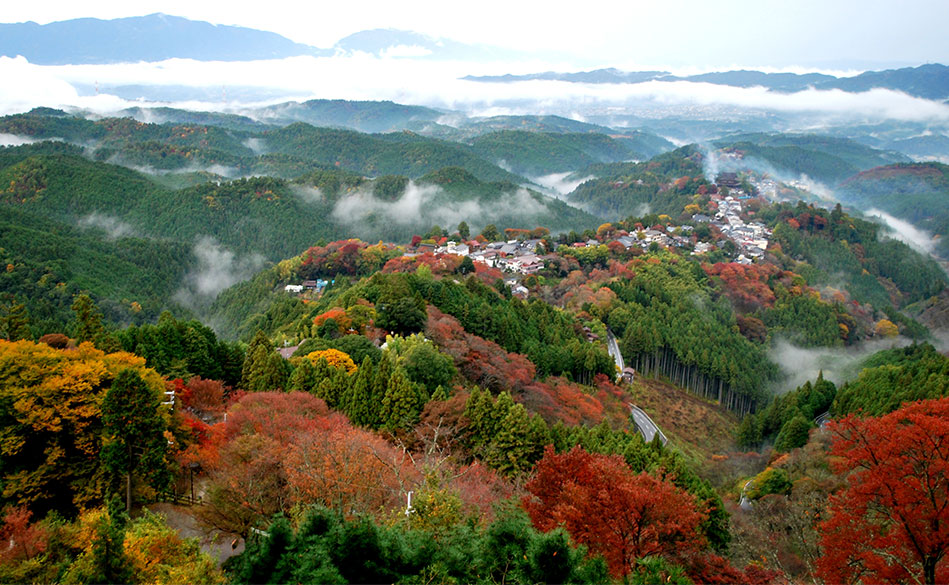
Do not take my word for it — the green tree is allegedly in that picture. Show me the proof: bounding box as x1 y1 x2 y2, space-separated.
70 294 105 345
481 224 500 242
288 358 319 393
375 296 427 336
100 369 170 513
457 221 470 240
347 357 377 427
0 297 31 341
380 367 421 431
774 414 812 452
456 255 475 275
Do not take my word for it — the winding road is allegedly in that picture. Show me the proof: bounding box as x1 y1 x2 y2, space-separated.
604 328 669 446
606 329 625 376
629 404 668 446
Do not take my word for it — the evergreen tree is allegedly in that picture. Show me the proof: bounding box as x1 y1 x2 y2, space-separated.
381 367 421 431
288 358 319 393
83 496 133 585
775 414 812 452
101 369 170 513
240 330 272 390
70 293 105 345
457 221 470 240
490 403 537 475
347 357 376 427
0 297 31 341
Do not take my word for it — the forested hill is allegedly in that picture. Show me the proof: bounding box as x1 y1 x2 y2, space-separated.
713 133 910 184
836 162 949 258
467 130 652 176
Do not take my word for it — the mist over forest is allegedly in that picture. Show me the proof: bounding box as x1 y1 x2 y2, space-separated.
1 10 949 585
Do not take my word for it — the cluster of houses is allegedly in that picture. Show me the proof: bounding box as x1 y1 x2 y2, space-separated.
423 238 546 275
692 192 772 264
285 278 330 294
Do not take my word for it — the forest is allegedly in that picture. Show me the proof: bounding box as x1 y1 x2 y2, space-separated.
1 106 949 584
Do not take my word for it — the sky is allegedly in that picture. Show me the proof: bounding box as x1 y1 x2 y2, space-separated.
3 0 949 70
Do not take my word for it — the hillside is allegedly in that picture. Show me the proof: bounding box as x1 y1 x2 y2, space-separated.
836 162 949 257
567 145 707 218
714 133 910 184
468 130 646 176
0 147 594 261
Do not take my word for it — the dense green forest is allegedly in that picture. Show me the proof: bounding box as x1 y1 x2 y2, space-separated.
836 162 949 258
3 104 949 584
714 133 909 184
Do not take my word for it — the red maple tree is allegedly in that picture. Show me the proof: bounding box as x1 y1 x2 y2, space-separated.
523 446 706 579
818 397 949 585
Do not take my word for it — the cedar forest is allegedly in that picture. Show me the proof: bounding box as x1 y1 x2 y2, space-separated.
1 106 949 585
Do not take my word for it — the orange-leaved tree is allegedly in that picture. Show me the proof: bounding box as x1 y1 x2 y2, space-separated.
818 397 949 585
523 445 705 579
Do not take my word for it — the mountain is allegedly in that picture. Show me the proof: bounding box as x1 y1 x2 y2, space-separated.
261 122 526 183
468 130 649 176
465 64 949 101
256 100 444 133
713 133 911 184
836 162 949 258
331 29 516 61
0 13 330 64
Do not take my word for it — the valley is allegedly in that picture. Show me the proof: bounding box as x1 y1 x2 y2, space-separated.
1 9 949 584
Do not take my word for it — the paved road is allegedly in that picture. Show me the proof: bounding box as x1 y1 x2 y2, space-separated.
739 479 754 511
629 404 668 446
606 329 624 377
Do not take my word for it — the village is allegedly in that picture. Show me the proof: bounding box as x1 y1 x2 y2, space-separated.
283 169 776 299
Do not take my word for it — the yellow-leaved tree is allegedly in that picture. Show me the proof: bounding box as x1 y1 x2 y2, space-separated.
0 340 166 515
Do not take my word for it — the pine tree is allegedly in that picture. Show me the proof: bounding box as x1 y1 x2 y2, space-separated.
240 330 273 390
491 403 536 474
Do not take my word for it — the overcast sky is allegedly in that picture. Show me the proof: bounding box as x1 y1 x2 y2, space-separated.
3 0 948 70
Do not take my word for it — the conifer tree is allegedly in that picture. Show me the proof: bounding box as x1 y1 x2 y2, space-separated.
0 298 30 341
240 330 272 390
288 358 318 393
491 403 536 475
381 367 421 431
347 357 376 427
71 294 105 345
101 369 170 513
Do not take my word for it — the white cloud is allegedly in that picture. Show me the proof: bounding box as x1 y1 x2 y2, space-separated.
77 212 136 239
866 208 936 254
331 180 548 236
769 337 913 393
0 133 40 147
3 55 949 128
174 236 265 308
529 171 593 198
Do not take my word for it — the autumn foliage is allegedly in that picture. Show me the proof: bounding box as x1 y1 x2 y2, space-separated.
818 397 949 585
523 446 706 579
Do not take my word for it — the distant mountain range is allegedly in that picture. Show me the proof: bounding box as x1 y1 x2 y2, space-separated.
0 13 332 64
465 64 949 101
0 14 512 64
2 14 946 102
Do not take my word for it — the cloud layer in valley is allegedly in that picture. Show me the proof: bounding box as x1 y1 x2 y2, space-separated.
3 55 949 130
331 181 548 236
769 337 913 393
174 236 265 309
